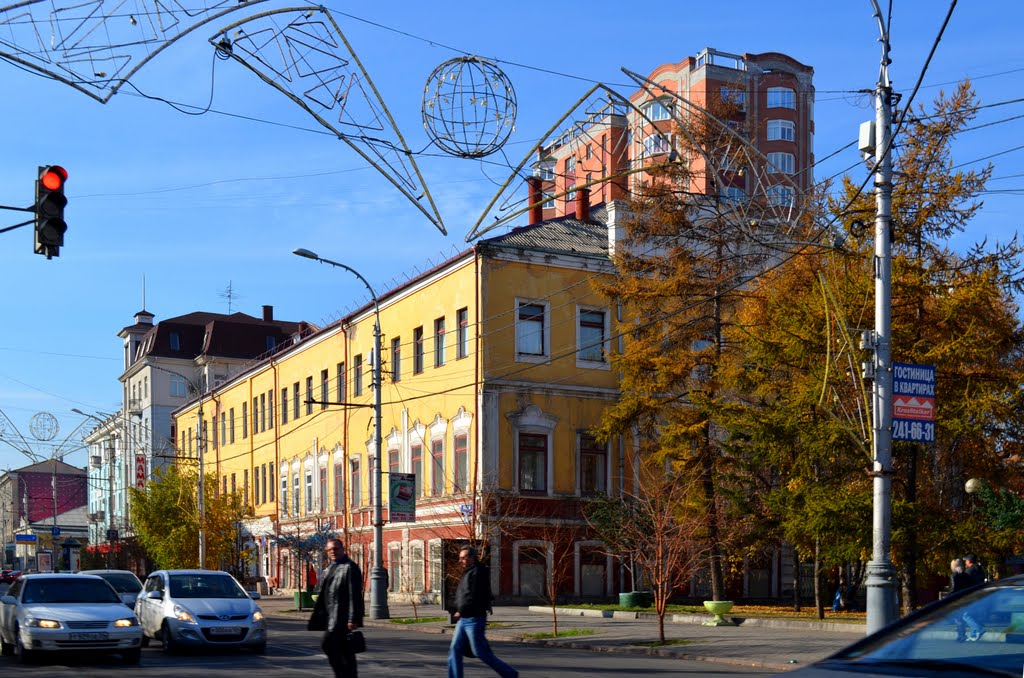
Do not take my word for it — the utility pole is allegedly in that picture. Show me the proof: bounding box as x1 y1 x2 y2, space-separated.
864 0 898 634
197 396 206 569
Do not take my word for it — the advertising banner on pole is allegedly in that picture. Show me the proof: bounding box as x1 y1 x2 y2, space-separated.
892 362 936 442
135 454 147 488
389 472 416 522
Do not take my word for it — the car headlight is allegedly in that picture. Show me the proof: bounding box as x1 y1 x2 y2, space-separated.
113 617 138 627
172 605 197 624
26 618 60 629
252 610 264 622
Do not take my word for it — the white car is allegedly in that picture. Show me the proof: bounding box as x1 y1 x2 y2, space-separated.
79 569 145 609
135 569 266 654
0 573 143 664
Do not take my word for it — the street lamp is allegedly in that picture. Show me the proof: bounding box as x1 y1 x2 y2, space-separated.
293 247 389 620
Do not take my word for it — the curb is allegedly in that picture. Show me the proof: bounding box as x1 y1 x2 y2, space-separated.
527 605 866 633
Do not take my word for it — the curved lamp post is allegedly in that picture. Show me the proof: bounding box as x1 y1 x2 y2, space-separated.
293 248 389 620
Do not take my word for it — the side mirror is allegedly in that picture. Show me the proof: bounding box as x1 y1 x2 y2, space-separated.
145 590 162 600
0 595 15 605
249 591 261 600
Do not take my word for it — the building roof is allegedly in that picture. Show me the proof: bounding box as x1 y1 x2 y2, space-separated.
8 458 86 476
138 311 303 361
482 203 610 259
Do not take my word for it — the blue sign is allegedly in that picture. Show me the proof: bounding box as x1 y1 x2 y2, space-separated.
14 534 36 543
892 362 936 443
51 526 60 537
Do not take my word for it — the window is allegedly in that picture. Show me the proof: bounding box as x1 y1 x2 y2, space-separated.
279 473 288 517
266 335 276 352
767 86 796 109
211 416 218 449
321 369 329 410
293 382 300 420
334 462 344 510
243 469 249 505
305 468 313 513
229 408 235 443
252 397 258 433
585 144 593 160
253 468 259 505
169 331 180 351
319 467 327 512
643 98 670 121
388 449 400 479
767 119 795 142
281 388 289 424
721 186 747 203
642 134 670 157
565 156 576 179
542 191 555 209
391 338 401 382
516 302 547 357
170 375 187 398
721 86 746 110
767 184 796 207
429 543 442 593
411 544 424 592
431 439 444 496
434 317 446 367
292 473 300 515
354 355 363 396
259 393 266 432
305 377 314 415
242 402 248 438
413 327 424 374
411 444 423 497
336 362 345 403
269 465 274 502
767 152 795 174
262 464 268 504
454 433 468 493
579 433 607 495
534 160 555 180
578 309 607 363
350 459 361 507
456 308 469 359
518 432 547 493
565 182 576 202
219 413 226 448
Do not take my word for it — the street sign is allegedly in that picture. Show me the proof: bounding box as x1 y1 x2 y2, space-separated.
892 362 936 442
135 454 147 488
14 534 36 543
51 526 60 536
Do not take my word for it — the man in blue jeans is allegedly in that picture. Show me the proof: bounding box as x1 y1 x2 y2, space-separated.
447 546 518 678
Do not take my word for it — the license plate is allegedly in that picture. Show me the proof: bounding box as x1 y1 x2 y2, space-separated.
70 632 109 641
209 626 240 635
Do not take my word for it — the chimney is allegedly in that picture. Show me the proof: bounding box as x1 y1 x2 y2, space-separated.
575 187 591 222
607 200 628 256
262 305 273 322
527 176 543 224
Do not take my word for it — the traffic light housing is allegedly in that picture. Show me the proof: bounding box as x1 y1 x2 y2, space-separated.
34 165 68 259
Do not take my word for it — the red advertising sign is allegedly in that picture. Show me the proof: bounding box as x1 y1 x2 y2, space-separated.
135 454 147 488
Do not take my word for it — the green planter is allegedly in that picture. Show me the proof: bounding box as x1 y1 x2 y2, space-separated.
618 591 651 608
294 591 317 608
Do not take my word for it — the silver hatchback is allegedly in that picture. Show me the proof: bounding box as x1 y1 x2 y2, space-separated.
135 570 265 654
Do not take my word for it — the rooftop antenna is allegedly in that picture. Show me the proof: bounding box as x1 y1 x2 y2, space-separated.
141 273 146 311
219 281 240 314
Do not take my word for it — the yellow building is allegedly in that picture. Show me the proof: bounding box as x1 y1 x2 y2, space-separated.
173 196 636 602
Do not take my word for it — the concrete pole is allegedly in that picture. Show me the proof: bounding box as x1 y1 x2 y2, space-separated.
864 0 899 634
198 396 206 569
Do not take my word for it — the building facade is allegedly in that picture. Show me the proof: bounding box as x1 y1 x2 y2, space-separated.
0 460 87 570
82 307 304 560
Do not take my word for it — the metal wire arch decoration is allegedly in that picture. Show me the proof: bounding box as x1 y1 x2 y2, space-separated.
422 55 517 159
0 0 271 103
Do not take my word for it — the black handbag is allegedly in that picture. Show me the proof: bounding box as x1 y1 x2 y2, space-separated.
347 630 366 654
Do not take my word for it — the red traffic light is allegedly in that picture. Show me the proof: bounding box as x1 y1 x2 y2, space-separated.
40 165 67 191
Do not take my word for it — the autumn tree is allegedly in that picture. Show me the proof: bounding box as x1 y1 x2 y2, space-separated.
586 462 709 643
129 464 246 570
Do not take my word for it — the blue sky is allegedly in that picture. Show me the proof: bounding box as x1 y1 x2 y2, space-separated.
0 0 1020 470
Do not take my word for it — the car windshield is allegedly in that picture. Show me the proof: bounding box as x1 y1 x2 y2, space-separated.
93 573 142 594
833 584 1024 676
168 574 248 599
22 578 121 604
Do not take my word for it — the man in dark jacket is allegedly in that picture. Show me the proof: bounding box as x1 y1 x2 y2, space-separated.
447 546 517 678
310 539 364 677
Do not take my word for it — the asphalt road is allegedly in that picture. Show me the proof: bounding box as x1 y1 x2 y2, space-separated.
0 613 779 677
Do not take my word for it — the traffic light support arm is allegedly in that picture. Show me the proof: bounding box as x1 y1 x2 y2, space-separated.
0 219 34 234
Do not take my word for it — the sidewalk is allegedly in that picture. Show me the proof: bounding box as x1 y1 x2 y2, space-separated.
259 595 862 673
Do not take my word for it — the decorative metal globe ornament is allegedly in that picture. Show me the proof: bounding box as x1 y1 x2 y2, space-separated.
29 412 59 441
422 56 517 159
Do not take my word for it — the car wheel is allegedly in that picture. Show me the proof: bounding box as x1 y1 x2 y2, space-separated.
251 642 267 655
14 626 34 664
161 622 177 655
123 648 141 665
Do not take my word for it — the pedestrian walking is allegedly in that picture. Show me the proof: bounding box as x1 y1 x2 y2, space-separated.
950 558 970 593
964 554 987 588
447 546 518 678
309 539 365 678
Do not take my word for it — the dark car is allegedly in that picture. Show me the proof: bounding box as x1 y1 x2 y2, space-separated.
1 571 22 584
783 574 1024 677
